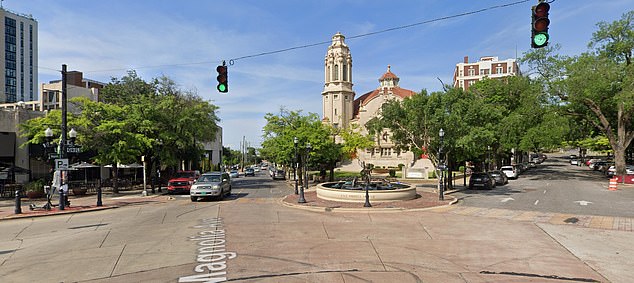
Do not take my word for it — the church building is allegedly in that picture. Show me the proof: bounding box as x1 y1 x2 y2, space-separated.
322 33 432 172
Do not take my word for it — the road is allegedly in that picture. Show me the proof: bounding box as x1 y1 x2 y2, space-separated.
0 169 632 282
454 156 634 218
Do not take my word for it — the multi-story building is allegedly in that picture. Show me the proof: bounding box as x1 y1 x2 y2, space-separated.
452 56 519 91
0 7 37 103
322 33 431 173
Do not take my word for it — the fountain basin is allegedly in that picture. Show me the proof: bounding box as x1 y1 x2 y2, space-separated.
316 181 416 203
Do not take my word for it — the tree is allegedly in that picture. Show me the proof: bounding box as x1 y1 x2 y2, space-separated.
524 11 634 177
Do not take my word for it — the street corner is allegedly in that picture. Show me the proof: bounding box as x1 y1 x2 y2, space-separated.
1 204 117 220
280 190 456 212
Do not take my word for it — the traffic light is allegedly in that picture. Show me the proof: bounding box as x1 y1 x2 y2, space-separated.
531 2 550 48
216 63 228 93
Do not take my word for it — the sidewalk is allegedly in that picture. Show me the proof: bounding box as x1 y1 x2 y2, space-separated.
0 188 167 221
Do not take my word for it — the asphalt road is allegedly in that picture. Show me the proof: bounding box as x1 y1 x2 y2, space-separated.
454 156 634 218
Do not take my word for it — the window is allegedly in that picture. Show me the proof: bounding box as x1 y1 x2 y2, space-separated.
334 94 338 99
343 63 348 81
496 67 503 74
459 80 464 88
468 68 475 76
459 69 463 77
327 66 330 82
334 64 339 80
334 108 337 115
468 80 476 86
508 66 513 73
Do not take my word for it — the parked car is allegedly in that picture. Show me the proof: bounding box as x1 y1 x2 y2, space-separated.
569 154 577 160
500 165 518 179
167 170 201 194
606 165 634 177
469 172 495 190
190 172 231 201
272 169 286 180
244 167 255 176
489 170 508 185
229 170 239 178
570 159 580 166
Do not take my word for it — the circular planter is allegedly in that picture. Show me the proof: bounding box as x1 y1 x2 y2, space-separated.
316 182 416 203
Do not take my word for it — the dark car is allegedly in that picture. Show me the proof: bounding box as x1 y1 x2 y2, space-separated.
488 170 508 185
244 167 255 176
469 172 495 190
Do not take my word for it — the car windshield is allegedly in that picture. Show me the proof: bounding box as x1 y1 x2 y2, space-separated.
175 172 196 178
198 175 221 182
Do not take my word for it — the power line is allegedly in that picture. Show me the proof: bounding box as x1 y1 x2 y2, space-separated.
37 0 530 74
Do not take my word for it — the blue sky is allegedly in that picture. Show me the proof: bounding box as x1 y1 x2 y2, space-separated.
8 0 633 149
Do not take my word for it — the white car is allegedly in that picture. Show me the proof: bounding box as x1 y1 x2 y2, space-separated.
500 166 518 179
190 172 231 201
570 159 579 166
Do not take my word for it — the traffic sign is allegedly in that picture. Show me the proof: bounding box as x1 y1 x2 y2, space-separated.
66 145 81 154
55 159 69 170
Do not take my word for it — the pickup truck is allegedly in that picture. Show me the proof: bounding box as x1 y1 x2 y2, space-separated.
167 170 200 194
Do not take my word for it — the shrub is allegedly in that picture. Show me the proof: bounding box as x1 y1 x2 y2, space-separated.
388 169 396 177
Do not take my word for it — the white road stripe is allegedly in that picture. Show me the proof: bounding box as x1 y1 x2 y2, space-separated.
534 200 539 205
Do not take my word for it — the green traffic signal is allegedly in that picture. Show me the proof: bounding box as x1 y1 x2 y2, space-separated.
531 2 550 49
216 64 228 93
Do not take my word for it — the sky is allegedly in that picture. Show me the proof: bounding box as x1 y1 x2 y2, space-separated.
7 0 633 150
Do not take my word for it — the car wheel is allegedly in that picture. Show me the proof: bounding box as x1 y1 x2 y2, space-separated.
191 196 197 202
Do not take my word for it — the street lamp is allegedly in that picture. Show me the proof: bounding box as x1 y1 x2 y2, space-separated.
487 145 492 172
294 137 298 195
68 128 77 145
298 142 311 204
438 128 445 201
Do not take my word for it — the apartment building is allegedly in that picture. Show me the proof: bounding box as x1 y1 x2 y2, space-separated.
0 7 37 103
452 56 519 91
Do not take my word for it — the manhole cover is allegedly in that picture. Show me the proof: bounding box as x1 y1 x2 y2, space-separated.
564 217 579 224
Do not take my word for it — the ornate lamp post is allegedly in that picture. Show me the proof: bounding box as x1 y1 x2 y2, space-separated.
294 137 298 195
438 128 445 201
487 145 492 172
298 142 311 204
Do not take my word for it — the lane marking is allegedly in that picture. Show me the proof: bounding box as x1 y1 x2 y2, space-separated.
543 190 547 194
534 200 539 205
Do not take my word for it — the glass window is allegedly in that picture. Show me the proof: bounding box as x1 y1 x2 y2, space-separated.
343 64 348 81
334 65 339 80
468 68 475 76
496 67 503 74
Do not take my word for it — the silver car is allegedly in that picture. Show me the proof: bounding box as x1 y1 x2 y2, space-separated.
190 172 231 201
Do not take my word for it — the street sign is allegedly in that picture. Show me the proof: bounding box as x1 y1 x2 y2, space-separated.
55 159 69 170
48 153 61 159
66 145 81 154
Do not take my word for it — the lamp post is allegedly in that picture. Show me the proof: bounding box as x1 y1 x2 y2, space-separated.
438 128 445 201
298 142 311 204
487 145 492 172
294 137 298 195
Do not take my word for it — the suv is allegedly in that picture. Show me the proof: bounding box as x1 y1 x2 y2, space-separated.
500 166 518 179
245 167 255 176
190 172 231 201
167 170 200 194
469 172 495 190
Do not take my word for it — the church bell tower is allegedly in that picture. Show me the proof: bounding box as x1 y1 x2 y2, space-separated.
322 32 354 129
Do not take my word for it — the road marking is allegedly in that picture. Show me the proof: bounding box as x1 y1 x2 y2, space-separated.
543 190 547 194
500 197 515 203
534 200 539 205
574 200 593 206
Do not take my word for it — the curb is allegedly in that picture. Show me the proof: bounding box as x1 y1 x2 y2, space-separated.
1 205 118 221
278 194 458 213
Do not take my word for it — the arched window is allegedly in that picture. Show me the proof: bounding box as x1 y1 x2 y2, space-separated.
343 64 348 81
327 66 331 82
334 64 339 80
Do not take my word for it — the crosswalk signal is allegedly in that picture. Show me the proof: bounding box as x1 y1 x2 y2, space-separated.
531 2 550 48
216 63 228 93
